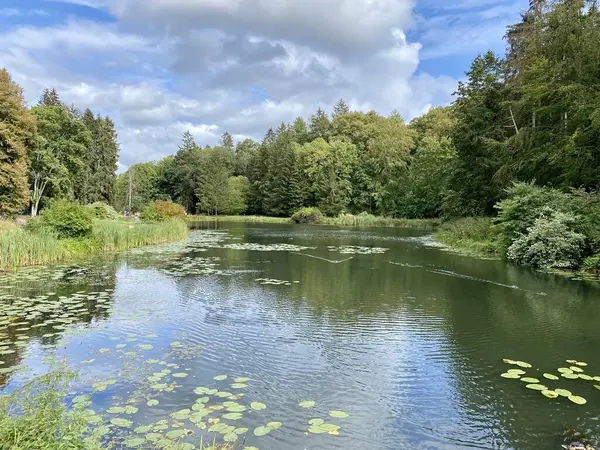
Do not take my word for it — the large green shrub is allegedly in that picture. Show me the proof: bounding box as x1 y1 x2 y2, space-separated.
35 201 94 238
291 207 324 224
87 202 119 220
507 209 586 269
140 200 186 222
494 182 572 252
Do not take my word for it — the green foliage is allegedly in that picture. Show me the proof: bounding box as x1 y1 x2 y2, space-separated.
291 207 324 224
0 372 103 450
0 69 37 216
37 200 94 238
0 227 65 271
114 162 161 213
507 209 586 269
141 200 186 222
435 217 500 256
92 219 187 252
581 254 600 275
224 176 249 215
494 182 572 251
87 202 118 220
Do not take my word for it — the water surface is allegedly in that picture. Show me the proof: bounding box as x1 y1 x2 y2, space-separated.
1 222 599 449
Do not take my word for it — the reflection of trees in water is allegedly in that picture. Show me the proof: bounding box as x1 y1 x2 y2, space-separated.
0 263 118 388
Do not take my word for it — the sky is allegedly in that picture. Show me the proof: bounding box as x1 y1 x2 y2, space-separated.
0 0 528 171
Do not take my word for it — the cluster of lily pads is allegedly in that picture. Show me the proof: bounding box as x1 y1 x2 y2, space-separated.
500 358 600 405
255 278 300 286
327 245 388 255
222 243 316 252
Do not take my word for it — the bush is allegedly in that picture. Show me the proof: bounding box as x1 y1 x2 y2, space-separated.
140 200 186 222
291 207 324 224
35 201 94 239
507 209 586 269
581 254 600 275
494 182 571 252
435 217 499 255
87 202 119 220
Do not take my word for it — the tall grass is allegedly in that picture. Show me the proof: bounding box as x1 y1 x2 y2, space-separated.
0 219 188 271
321 213 441 230
0 372 103 450
434 217 500 256
188 215 290 224
92 219 188 252
0 228 66 270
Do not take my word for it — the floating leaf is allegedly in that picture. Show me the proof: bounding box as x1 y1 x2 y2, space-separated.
328 410 350 418
594 385 600 391
234 377 250 383
251 402 266 411
555 389 572 397
134 425 152 433
147 399 159 406
308 419 324 426
516 361 532 368
570 366 584 373
566 360 578 364
562 373 579 380
234 428 248 435
214 375 228 381
110 418 133 428
558 368 573 374
223 413 243 420
231 383 247 388
194 387 210 395
525 384 547 391
124 405 138 414
501 372 520 379
507 369 526 375
224 432 238 442
575 361 588 367
123 437 146 448
502 359 518 364
542 390 559 399
568 395 587 405
227 405 246 413
543 373 559 381
172 373 188 378
299 401 316 408
216 391 233 398
267 422 282 430
106 406 125 414
579 374 593 381
244 447 259 450
166 429 186 439
521 377 540 383
254 426 271 436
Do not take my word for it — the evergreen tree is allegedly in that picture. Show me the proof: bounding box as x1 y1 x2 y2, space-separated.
0 69 37 216
332 98 350 118
291 117 310 144
180 130 197 153
219 131 234 149
38 88 61 107
309 108 331 141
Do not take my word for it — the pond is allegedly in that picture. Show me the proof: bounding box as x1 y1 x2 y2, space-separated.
1 222 600 449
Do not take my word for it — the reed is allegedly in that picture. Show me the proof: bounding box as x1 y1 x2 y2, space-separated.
0 228 65 271
92 219 188 252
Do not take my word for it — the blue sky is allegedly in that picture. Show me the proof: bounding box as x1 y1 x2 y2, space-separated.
0 0 527 169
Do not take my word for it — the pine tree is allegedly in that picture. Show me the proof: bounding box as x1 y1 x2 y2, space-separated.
38 88 61 107
332 98 350 118
219 131 234 149
291 117 310 144
309 108 331 141
179 130 197 152
0 69 37 216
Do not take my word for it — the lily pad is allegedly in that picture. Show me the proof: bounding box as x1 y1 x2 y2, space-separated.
223 413 243 420
106 406 125 414
516 361 532 368
299 400 316 408
501 372 520 379
521 377 540 383
166 429 186 439
562 373 579 380
328 410 350 418
134 425 152 433
234 377 250 383
214 375 228 381
172 373 188 378
575 361 588 367
558 368 573 374
267 421 282 430
308 418 324 426
227 405 246 413
525 384 547 391
147 399 159 406
570 366 584 373
568 395 587 405
566 360 578 364
254 426 271 436
507 369 526 375
123 437 146 448
555 389 572 397
224 432 238 442
543 373 559 381
542 390 559 399
234 428 248 434
231 383 247 388
579 374 593 381
594 385 600 391
110 418 133 428
251 402 266 411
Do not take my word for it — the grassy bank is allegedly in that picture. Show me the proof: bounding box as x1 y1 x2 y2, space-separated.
433 217 500 258
189 213 440 230
0 219 188 271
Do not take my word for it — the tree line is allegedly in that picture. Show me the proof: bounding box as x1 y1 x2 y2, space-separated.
0 75 118 217
2 0 600 221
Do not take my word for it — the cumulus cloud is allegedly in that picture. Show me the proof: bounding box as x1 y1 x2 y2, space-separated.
3 0 517 169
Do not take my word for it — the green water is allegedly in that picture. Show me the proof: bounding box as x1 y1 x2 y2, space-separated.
1 222 599 449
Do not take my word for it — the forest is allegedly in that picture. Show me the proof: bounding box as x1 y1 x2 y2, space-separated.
1 0 600 272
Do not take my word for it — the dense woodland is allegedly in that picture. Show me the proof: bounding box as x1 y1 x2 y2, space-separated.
2 1 600 259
